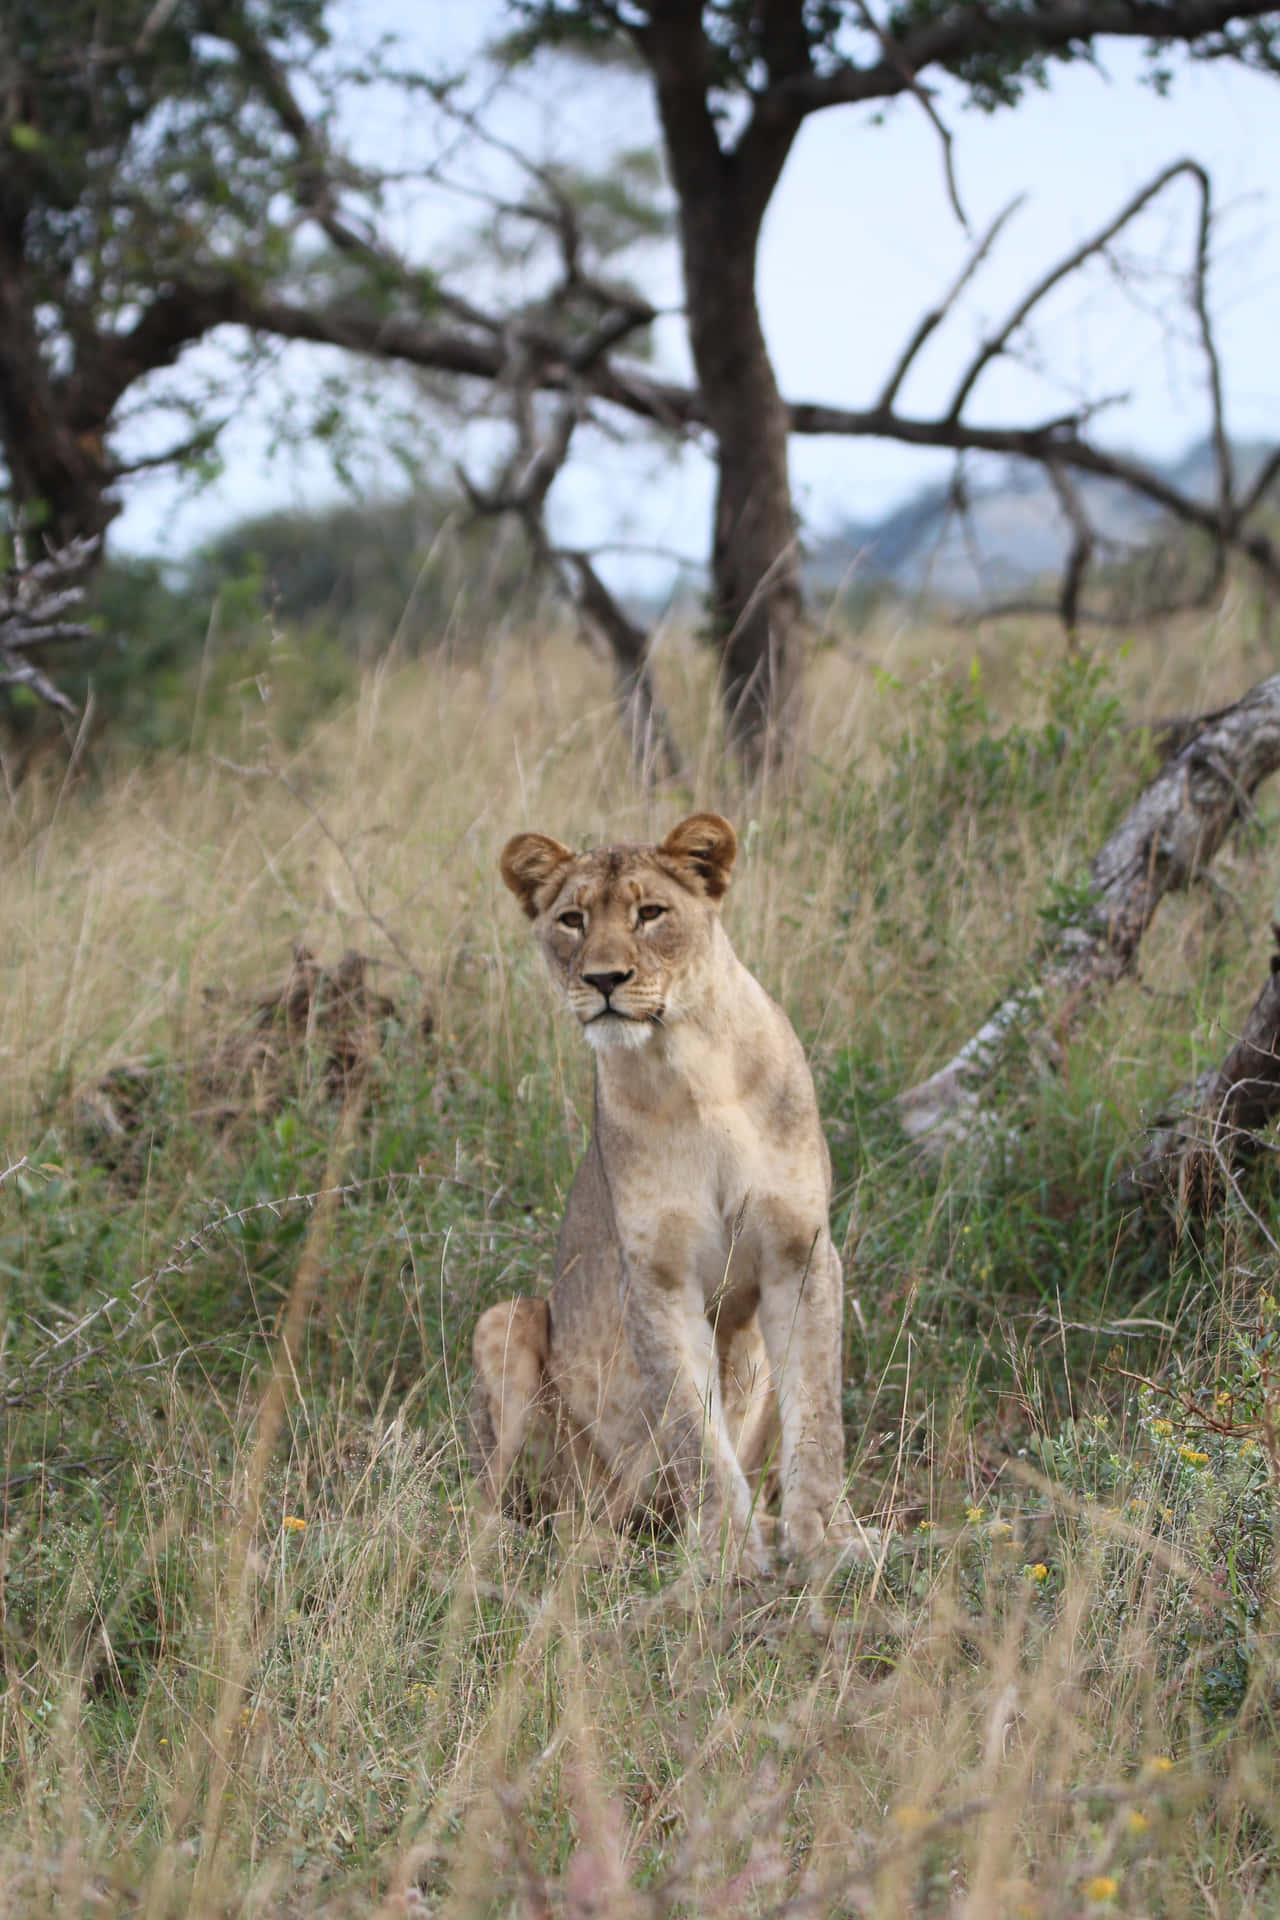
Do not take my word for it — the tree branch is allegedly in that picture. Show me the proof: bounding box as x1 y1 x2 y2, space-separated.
876 196 1023 410
1047 460 1096 640
0 535 100 715
764 0 1280 116
945 159 1207 422
848 0 970 229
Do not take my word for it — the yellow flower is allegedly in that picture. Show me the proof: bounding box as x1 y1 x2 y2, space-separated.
1178 1448 1209 1467
1150 1419 1174 1439
918 1520 936 1533
282 1515 307 1532
1215 1391 1232 1408
1126 1809 1151 1835
1241 1439 1258 1456
966 1506 984 1524
1027 1563 1049 1582
1143 1755 1174 1775
1082 1876 1118 1902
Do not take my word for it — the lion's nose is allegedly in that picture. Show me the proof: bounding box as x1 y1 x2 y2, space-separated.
583 968 634 1000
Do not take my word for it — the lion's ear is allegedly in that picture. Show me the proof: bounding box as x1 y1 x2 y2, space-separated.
658 813 737 901
500 832 575 920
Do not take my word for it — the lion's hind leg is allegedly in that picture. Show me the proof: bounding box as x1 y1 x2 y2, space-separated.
469 1297 558 1517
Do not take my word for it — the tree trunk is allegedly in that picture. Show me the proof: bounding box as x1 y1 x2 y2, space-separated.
648 33 804 769
0 231 117 547
686 222 803 765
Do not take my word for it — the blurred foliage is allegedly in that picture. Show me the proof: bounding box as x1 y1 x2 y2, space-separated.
1 0 333 307
503 0 1280 107
0 489 547 757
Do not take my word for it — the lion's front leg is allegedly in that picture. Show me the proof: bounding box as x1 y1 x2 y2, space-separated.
755 1220 850 1566
621 1257 769 1577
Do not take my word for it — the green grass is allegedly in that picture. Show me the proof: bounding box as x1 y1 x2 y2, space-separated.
4 606 1280 1914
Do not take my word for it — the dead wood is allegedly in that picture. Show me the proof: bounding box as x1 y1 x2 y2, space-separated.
202 943 402 1109
897 672 1280 1154
0 535 100 714
454 318 684 784
1129 925 1280 1214
78 945 413 1180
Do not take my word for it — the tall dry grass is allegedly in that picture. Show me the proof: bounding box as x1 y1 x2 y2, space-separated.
2 591 1280 1915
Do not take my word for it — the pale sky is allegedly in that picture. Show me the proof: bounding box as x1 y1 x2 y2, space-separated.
114 1 1280 589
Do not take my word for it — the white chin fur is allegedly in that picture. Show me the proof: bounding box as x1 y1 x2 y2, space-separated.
583 1014 655 1053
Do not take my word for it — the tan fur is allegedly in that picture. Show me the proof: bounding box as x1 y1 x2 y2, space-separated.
471 813 851 1573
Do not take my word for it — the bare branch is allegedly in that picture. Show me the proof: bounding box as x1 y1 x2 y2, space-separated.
1240 447 1280 521
553 549 686 783
1186 163 1234 531
106 419 227 479
0 652 79 715
452 297 684 787
0 535 101 715
1046 461 1096 641
946 160 1209 422
848 0 970 231
876 197 1023 410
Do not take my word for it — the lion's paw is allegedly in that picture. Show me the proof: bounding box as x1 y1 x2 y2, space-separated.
782 1502 881 1575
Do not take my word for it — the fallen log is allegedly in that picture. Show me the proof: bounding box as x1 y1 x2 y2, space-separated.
1128 925 1280 1215
897 672 1280 1155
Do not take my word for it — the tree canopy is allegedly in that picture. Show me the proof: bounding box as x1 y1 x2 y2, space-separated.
3 0 1279 756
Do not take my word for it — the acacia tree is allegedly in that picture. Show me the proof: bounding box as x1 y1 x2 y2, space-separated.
0 0 333 546
504 0 1280 759
0 1 671 555
4 0 1280 749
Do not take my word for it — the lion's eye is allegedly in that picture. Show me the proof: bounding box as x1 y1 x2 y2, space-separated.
558 909 585 932
637 903 666 925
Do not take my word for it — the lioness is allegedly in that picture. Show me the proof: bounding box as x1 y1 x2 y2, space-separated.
471 813 850 1573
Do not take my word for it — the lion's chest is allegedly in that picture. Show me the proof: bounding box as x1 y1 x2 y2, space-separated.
602 1074 824 1323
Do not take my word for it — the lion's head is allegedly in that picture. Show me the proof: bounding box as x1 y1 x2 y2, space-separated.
500 814 738 1052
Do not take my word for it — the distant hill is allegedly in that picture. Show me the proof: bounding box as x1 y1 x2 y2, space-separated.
806 438 1277 605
